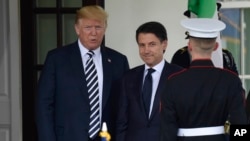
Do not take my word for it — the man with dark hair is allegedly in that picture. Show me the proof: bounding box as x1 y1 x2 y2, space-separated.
116 21 183 141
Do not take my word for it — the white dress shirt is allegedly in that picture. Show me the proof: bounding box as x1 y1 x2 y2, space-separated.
143 59 165 118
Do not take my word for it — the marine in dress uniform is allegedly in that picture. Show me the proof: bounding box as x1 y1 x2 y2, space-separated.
160 18 247 141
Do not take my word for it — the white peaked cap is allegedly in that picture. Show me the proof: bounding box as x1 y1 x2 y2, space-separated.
181 18 226 38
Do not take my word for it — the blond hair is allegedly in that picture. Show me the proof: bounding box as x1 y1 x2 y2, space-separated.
75 5 108 25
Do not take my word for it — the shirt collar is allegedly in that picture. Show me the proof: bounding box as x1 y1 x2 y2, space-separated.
144 59 165 73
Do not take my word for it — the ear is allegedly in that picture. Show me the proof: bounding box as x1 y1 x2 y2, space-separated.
74 24 80 35
213 42 219 51
162 40 168 52
187 41 192 51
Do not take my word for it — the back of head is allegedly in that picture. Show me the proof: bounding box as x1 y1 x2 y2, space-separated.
75 5 108 25
190 37 216 51
136 21 167 43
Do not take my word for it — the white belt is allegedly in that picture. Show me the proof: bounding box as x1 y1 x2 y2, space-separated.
177 126 225 137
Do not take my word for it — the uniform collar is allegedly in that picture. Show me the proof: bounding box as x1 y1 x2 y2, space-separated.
190 59 214 67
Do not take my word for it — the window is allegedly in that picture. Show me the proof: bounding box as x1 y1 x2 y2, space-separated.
220 1 250 96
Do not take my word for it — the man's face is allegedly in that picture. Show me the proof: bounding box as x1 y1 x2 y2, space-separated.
137 33 167 67
75 18 106 50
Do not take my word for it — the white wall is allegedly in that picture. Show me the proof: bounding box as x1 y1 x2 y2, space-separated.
0 0 11 140
8 0 22 140
105 0 188 67
0 0 22 141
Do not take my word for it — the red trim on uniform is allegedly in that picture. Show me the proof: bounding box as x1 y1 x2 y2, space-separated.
221 68 238 76
168 69 187 80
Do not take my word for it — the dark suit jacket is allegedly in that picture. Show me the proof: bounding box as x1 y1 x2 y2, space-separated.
246 90 250 123
116 61 183 141
36 41 129 141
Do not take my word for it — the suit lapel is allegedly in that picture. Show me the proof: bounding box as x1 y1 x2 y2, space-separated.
69 42 89 98
136 66 148 117
134 66 152 119
101 47 113 109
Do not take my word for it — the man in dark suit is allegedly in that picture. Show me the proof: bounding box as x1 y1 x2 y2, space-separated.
35 5 129 141
160 18 247 141
115 21 183 141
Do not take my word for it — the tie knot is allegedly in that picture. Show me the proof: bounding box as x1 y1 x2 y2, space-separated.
87 50 94 58
147 68 155 75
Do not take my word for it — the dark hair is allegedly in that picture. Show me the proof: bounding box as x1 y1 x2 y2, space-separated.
136 21 168 43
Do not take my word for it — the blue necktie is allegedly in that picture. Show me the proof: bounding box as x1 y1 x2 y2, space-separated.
142 68 155 118
85 51 100 139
